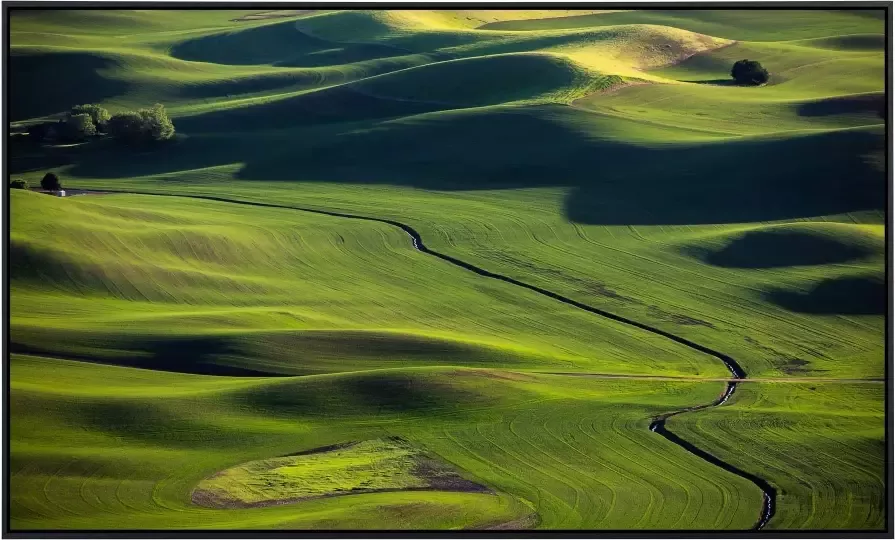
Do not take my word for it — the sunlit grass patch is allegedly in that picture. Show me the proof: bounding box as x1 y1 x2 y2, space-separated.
192 438 488 507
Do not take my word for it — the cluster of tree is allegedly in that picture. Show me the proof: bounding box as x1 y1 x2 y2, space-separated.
8 173 61 191
27 103 175 145
28 104 108 143
107 103 176 144
731 60 769 86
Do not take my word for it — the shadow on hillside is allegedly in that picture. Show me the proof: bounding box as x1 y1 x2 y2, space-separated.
810 34 885 50
174 87 450 133
681 78 737 86
235 105 886 225
7 136 127 175
227 371 490 420
839 9 886 19
10 333 274 376
173 51 453 103
176 72 323 100
68 400 268 449
7 147 75 175
22 103 887 226
763 275 885 315
134 336 271 376
275 43 410 68
797 93 884 118
169 19 408 67
261 330 497 364
682 229 878 268
14 135 243 178
9 52 130 121
563 126 885 225
347 374 475 414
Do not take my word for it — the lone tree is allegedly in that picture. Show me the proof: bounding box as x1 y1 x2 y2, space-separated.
9 179 29 190
41 172 61 191
731 59 769 86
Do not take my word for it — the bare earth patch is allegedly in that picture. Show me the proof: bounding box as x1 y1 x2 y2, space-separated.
191 437 490 509
570 39 739 104
646 39 739 70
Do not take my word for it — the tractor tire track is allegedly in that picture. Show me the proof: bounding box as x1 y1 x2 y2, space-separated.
74 189 776 529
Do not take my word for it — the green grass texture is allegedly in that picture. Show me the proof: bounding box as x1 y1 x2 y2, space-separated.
193 439 437 506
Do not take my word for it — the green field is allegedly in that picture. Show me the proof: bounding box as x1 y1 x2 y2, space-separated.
8 8 886 531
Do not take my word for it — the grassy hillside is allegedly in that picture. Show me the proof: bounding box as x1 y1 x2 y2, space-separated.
671 381 884 529
481 9 885 39
11 353 882 530
11 190 721 378
6 353 759 529
8 8 885 531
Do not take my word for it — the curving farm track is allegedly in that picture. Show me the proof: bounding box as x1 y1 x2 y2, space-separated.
72 188 777 530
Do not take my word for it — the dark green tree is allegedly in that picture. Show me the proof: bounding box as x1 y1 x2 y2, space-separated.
9 179 29 189
731 59 769 85
138 103 175 141
70 104 111 131
40 172 61 191
60 113 97 141
108 103 175 144
107 111 143 143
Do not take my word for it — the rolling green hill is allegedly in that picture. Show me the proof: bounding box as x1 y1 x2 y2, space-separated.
8 8 886 531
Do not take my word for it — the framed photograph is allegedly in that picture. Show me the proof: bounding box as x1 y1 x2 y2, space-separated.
4 2 890 537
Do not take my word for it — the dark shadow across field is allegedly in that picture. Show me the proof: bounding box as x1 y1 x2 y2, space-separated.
8 52 130 121
680 78 738 86
797 93 885 118
9 325 529 378
9 335 273 376
763 275 885 315
684 229 878 268
229 371 495 420
174 87 451 132
176 72 325 100
169 19 409 67
56 399 272 448
235 106 885 225
15 103 886 226
9 134 240 177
